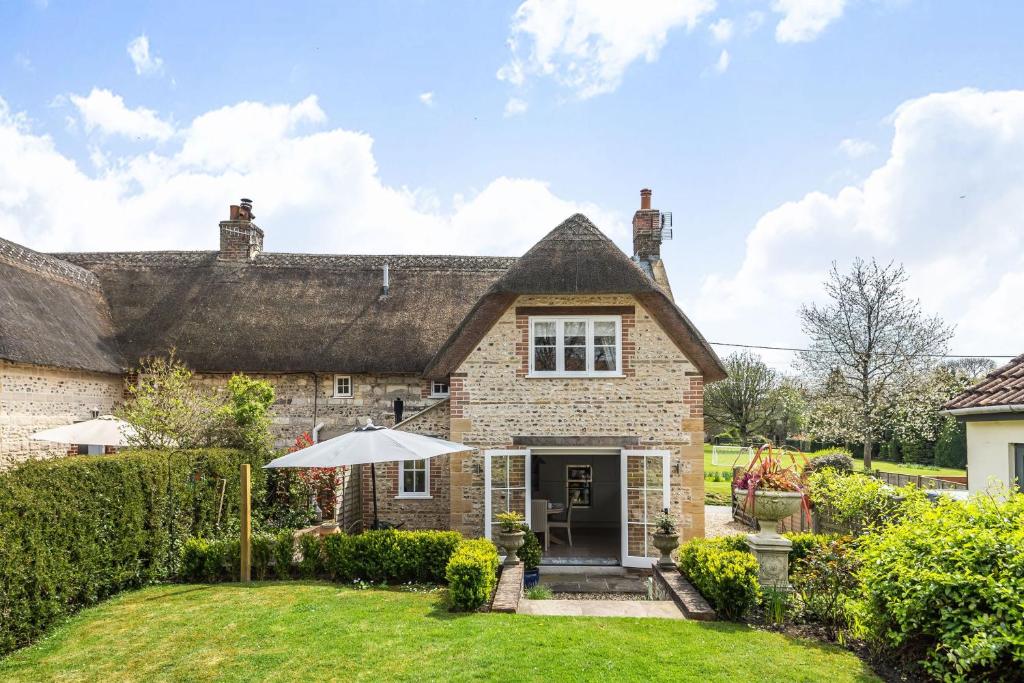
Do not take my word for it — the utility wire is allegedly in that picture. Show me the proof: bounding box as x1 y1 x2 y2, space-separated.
708 341 1016 359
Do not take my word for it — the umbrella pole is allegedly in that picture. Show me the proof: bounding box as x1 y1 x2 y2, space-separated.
370 462 379 529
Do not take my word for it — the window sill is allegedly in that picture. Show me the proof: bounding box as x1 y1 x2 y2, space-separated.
331 394 353 399
395 494 433 500
428 394 450 399
526 373 624 379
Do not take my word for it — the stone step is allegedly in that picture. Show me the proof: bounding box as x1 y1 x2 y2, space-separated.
517 599 683 619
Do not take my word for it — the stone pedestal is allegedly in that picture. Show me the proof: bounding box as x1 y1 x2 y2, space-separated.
746 533 793 591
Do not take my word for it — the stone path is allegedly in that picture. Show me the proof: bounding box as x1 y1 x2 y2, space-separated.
539 571 648 594
704 504 749 537
518 599 683 619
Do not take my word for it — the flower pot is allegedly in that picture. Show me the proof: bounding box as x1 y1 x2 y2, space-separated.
496 529 526 566
651 531 680 567
524 567 540 588
737 489 803 539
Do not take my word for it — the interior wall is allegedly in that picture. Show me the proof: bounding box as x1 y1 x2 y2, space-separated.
533 452 620 527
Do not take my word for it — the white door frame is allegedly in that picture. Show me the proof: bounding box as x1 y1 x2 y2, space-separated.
483 449 532 540
620 449 671 568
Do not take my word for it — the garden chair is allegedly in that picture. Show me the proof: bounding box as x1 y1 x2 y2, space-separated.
548 494 579 547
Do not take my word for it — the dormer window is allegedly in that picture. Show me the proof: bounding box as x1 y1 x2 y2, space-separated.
529 316 622 377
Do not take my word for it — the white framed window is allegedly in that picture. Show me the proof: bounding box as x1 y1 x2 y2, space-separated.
398 459 430 498
528 316 622 377
333 374 352 398
430 380 450 397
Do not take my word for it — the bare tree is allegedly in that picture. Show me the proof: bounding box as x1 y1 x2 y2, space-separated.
704 351 781 442
798 258 953 469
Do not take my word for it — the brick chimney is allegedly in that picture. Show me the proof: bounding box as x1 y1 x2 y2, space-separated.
218 198 264 261
632 188 661 260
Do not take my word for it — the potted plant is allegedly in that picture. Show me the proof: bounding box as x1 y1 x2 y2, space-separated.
495 511 526 566
517 524 542 587
651 511 680 567
733 444 809 538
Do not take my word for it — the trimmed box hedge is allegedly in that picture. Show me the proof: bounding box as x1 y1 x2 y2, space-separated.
322 529 463 583
445 539 500 611
677 537 760 621
0 448 264 656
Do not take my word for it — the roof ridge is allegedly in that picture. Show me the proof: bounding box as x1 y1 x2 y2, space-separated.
0 237 101 290
54 251 519 271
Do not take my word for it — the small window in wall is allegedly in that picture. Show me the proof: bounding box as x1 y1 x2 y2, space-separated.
430 380 450 397
399 459 430 498
529 317 622 376
566 464 592 507
1015 444 1024 493
333 375 352 398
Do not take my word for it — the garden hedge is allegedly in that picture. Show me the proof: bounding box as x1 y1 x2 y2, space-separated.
676 537 760 620
0 448 265 655
445 539 500 611
322 529 463 584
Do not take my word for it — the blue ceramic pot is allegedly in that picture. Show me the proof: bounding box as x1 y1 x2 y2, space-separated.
524 567 540 588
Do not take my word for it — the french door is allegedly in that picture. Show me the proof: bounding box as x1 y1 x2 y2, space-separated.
620 449 670 568
483 449 532 540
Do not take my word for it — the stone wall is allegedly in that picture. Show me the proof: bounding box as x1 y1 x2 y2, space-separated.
447 294 705 549
192 372 441 450
0 360 124 469
361 399 452 530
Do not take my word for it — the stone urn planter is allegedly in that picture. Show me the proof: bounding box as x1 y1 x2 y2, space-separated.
736 489 805 590
496 529 525 566
651 531 680 567
736 489 804 539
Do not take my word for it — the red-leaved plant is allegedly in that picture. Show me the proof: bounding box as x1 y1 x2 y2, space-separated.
290 432 343 518
733 444 811 522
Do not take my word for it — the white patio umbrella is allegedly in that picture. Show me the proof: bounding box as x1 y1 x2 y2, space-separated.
264 420 471 528
30 415 136 448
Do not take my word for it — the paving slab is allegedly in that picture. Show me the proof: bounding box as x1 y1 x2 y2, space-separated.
517 599 683 619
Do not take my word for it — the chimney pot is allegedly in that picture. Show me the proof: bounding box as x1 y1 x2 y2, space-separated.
219 196 264 261
640 188 652 210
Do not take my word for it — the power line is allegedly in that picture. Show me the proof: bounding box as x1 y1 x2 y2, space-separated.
708 341 1017 359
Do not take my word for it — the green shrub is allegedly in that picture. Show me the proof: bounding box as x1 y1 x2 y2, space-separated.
176 536 240 582
933 419 967 469
251 533 275 580
516 525 542 570
273 530 295 579
322 530 463 584
677 537 760 621
526 584 553 600
0 447 264 656
807 469 925 534
791 536 859 640
445 539 499 611
298 534 324 578
853 493 1024 680
804 449 854 476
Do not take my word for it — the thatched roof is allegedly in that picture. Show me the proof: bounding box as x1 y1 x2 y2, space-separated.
943 354 1024 413
424 214 727 381
0 237 122 374
54 251 514 374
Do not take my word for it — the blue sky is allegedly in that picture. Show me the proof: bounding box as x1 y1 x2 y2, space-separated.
2 1 1022 364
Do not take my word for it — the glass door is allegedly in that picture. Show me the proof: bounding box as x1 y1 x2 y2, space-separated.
484 449 531 539
620 449 670 568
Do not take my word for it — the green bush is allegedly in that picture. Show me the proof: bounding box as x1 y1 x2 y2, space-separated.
322 530 463 584
176 536 240 582
807 469 925 534
791 536 859 640
445 539 500 611
516 525 542 570
251 533 275 581
298 534 324 578
677 537 760 621
0 447 264 656
853 493 1024 680
804 449 854 476
273 529 295 579
933 419 967 469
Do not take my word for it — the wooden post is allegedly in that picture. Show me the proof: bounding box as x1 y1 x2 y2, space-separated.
240 463 251 583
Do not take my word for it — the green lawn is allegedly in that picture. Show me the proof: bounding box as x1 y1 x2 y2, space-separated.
0 583 877 682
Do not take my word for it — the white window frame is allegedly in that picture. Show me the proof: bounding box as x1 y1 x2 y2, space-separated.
528 315 623 378
397 459 431 499
332 374 353 398
430 380 450 398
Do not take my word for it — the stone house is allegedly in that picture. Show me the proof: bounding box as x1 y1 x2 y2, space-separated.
0 190 726 565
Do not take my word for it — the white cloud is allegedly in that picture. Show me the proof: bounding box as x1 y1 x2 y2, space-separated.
69 88 175 141
127 34 164 76
0 93 625 259
418 91 435 107
498 0 717 99
709 18 734 43
713 49 730 73
14 53 33 71
837 137 876 158
692 88 1024 366
772 0 847 43
504 97 529 117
